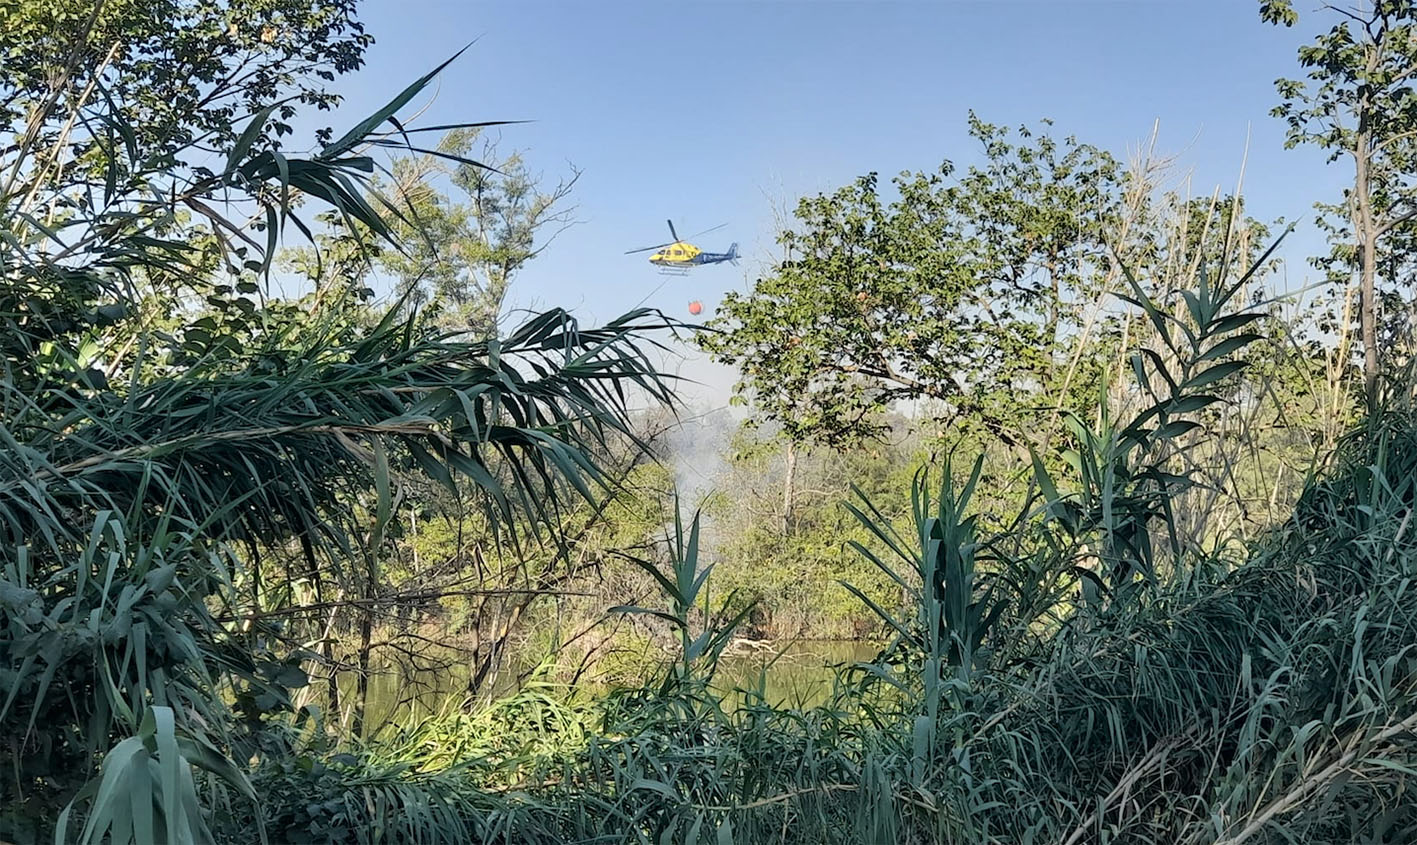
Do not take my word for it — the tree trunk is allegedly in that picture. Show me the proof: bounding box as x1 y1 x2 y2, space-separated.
782 440 797 535
1361 231 1378 410
1356 138 1379 411
1047 257 1061 368
352 607 372 739
313 578 341 721
1355 51 1381 412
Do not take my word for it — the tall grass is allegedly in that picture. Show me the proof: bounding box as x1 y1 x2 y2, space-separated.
237 423 1417 842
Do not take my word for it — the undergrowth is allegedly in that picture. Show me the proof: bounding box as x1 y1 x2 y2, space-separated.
216 265 1417 844
216 408 1417 845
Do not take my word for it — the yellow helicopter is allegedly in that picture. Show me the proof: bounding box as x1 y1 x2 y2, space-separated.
625 220 738 274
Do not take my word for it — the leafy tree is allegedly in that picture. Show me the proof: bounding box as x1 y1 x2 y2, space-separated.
699 115 1126 449
0 0 373 399
706 423 919 638
378 129 580 335
1263 0 1417 407
0 0 368 159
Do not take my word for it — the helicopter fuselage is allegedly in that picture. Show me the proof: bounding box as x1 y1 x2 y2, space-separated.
649 241 738 268
627 221 737 272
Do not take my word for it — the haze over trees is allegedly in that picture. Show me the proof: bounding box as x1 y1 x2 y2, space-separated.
3 2 1417 843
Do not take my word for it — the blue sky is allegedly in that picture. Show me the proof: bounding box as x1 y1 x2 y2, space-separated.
314 0 1347 404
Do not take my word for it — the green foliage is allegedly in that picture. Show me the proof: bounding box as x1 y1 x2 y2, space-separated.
612 503 757 689
706 429 915 638
0 0 368 167
210 263 1417 844
6 2 1417 843
0 4 681 840
1032 246 1279 601
0 508 272 838
1267 0 1417 158
62 706 246 845
375 130 581 335
319 452 682 727
220 419 1417 841
847 457 1004 688
700 114 1126 446
1265 0 1417 402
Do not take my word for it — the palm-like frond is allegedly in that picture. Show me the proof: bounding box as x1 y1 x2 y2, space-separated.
0 305 679 560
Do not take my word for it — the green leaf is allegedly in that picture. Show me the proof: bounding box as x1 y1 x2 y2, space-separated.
1208 312 1266 336
1155 420 1202 440
1168 394 1222 414
371 438 392 550
1117 266 1173 350
1184 360 1247 390
275 665 309 689
609 605 688 630
320 45 471 160
226 105 276 176
1029 446 1062 505
629 778 681 800
716 817 735 845
1198 333 1264 363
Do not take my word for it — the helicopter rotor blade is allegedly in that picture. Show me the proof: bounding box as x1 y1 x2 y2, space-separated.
687 223 728 240
625 241 674 255
667 219 680 242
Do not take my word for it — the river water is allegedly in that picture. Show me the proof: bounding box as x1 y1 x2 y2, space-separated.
336 640 880 736
711 640 879 706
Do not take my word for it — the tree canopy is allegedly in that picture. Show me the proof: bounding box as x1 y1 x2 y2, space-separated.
1264 0 1417 405
701 115 1126 447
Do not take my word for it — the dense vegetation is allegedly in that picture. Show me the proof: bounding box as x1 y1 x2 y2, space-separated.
4 1 1417 843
